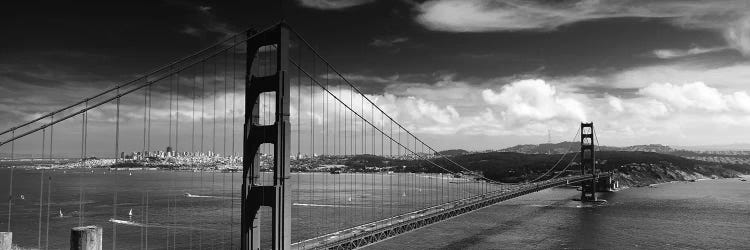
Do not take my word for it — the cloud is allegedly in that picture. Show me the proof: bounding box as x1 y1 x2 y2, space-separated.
607 61 750 91
481 79 586 122
298 0 375 10
638 82 726 111
414 0 750 55
181 26 203 36
8 66 750 153
181 4 237 39
330 69 750 147
321 76 590 137
637 82 750 113
722 15 750 56
651 46 728 59
369 37 409 47
198 5 212 12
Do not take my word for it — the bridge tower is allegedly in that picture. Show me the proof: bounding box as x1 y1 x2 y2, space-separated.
580 122 597 201
242 24 291 250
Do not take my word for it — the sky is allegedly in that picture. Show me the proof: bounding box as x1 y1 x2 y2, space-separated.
3 0 750 154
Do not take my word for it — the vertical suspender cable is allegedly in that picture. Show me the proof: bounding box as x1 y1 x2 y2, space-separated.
143 84 148 156
6 129 13 232
230 36 237 248
197 65 198 154
201 61 205 154
176 72 180 154
38 130 44 249
310 49 315 231
113 87 120 250
169 67 173 152
148 83 152 154
46 115 53 250
224 51 228 157
213 58 217 157
80 101 87 226
45 175 51 250
115 87 120 159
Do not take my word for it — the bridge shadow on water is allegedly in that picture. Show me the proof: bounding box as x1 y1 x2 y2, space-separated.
367 188 616 249
441 198 572 249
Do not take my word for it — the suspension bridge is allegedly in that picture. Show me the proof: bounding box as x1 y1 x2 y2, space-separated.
0 23 614 249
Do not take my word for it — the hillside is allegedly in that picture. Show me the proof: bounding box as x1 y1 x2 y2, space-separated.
499 142 676 154
438 149 469 156
393 151 750 186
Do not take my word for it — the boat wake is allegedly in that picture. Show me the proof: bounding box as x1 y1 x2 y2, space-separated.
108 218 147 227
293 203 352 208
183 193 234 199
109 218 217 231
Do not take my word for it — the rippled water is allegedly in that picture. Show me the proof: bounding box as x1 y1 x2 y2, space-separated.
0 168 492 249
372 176 750 249
3 167 747 249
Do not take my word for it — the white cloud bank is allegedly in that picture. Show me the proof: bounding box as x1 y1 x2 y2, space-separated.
481 79 586 122
415 0 750 55
9 64 750 152
325 68 750 148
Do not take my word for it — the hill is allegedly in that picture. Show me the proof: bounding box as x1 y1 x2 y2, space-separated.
499 142 676 154
438 149 469 156
458 151 749 185
388 150 750 186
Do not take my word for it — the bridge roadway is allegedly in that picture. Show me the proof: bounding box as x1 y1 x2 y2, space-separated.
292 173 611 250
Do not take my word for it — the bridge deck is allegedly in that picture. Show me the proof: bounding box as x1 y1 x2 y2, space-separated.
292 174 610 250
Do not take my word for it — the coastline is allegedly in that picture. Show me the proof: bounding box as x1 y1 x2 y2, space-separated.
615 168 748 188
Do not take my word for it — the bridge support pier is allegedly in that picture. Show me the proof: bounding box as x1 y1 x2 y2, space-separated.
241 24 291 250
580 122 597 202
596 174 618 192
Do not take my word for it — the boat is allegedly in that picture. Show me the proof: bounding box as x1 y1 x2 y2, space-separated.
128 209 133 220
330 170 341 174
58 209 63 218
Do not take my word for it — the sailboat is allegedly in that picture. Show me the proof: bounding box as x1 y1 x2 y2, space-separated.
402 192 406 197
347 197 352 202
58 209 63 218
128 209 133 220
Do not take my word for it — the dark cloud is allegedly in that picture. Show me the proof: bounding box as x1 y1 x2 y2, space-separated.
2 0 750 149
369 37 409 47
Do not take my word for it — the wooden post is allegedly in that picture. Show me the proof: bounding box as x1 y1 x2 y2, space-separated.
0 232 11 250
70 226 102 250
